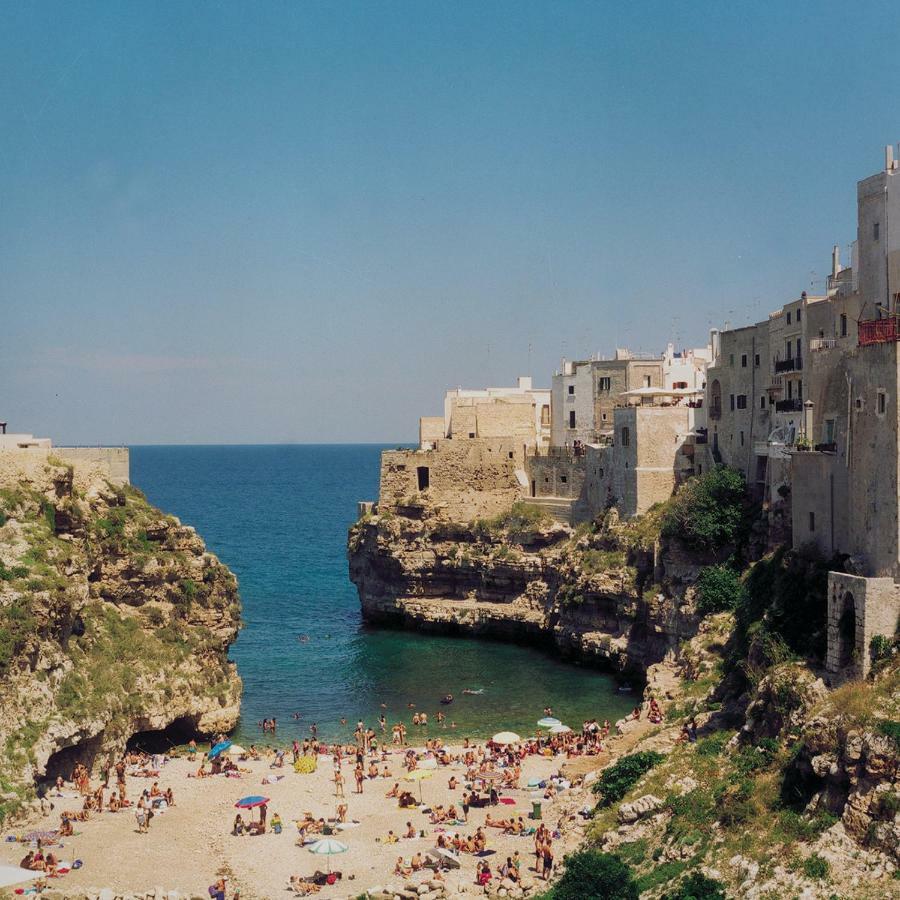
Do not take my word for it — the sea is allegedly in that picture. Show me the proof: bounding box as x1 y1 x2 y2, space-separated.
131 445 634 745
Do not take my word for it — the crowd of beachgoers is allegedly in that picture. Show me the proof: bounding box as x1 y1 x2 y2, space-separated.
2 698 667 898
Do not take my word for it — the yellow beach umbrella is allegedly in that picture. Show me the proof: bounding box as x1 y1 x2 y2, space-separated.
404 769 433 802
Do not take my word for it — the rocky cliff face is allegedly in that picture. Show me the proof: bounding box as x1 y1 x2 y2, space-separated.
0 455 241 823
348 501 705 674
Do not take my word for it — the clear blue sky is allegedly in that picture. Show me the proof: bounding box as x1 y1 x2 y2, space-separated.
3 1 900 444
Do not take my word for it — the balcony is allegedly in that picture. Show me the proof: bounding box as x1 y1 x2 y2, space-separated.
814 442 837 453
859 316 900 346
774 357 802 373
709 403 722 421
775 398 803 413
810 338 836 352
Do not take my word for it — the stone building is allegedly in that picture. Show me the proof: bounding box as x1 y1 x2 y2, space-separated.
550 350 665 447
419 376 550 450
706 147 900 677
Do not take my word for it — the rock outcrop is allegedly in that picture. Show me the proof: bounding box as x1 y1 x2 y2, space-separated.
348 503 704 674
0 454 241 823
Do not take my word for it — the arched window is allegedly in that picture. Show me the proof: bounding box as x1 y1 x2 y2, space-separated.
621 426 630 447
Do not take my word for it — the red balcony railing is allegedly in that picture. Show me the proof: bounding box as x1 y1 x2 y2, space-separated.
859 316 900 346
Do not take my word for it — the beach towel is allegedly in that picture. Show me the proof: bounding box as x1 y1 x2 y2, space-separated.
499 797 515 805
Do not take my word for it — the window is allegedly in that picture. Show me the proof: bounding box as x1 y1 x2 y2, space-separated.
621 426 630 447
560 475 567 484
643 375 652 387
598 468 604 478
416 466 430 491
469 432 476 438
798 380 803 400
809 511 815 532
541 404 550 425
825 419 835 443
760 396 766 410
673 381 688 389
797 308 802 323
730 394 735 411
568 410 576 428
874 222 880 241
598 377 611 392
601 413 607 421
737 395 747 409
754 354 760 367
787 312 791 325
729 354 735 366
568 385 575 395
741 354 747 368
878 390 887 416
740 431 745 446
787 381 793 400
840 314 848 337
796 338 801 359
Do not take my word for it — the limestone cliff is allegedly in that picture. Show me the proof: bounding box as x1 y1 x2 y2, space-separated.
0 454 241 823
348 500 705 675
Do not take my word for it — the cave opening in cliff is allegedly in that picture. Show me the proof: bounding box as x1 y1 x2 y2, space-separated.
42 734 105 786
126 716 203 754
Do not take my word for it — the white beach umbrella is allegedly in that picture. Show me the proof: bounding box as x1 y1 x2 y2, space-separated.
492 731 521 745
549 724 572 734
537 717 561 728
308 837 349 872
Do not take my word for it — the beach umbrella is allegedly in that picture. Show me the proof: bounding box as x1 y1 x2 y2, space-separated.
527 777 543 788
549 724 572 734
537 717 561 728
224 744 246 756
234 795 269 808
430 847 461 869
23 829 59 844
417 757 438 770
476 771 504 783
208 740 232 759
307 837 348 873
404 769 433 802
492 731 521 745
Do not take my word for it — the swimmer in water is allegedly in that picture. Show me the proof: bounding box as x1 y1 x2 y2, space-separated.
298 635 309 643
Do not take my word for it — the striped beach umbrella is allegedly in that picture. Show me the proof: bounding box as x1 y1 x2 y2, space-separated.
307 837 348 872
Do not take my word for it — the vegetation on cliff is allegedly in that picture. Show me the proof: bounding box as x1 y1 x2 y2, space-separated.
0 460 241 826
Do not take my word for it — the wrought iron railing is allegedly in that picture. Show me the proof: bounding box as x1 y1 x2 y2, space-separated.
859 316 900 346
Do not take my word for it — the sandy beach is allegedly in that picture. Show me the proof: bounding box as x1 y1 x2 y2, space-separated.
1 738 603 899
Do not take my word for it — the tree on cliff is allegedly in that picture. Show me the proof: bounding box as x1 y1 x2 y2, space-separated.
661 466 754 558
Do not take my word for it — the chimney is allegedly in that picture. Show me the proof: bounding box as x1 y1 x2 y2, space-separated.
802 400 814 442
832 244 841 278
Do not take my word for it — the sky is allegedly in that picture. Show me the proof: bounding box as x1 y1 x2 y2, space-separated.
3 1 900 444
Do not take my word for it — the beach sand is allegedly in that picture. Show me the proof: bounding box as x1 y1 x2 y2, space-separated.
1 742 594 899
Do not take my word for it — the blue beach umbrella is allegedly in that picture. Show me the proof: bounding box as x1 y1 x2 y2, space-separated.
537 717 561 728
234 795 269 809
208 740 232 759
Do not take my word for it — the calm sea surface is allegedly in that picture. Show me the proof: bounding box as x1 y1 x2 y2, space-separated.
131 445 633 744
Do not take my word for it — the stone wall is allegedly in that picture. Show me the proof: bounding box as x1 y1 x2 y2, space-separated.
379 439 524 520
826 573 900 677
525 453 586 499
0 446 130 487
791 450 849 558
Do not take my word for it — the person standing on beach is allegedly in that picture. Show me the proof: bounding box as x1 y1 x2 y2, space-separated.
461 791 470 822
334 770 345 798
354 764 364 794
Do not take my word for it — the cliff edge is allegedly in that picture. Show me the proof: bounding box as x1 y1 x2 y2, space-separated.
0 452 241 824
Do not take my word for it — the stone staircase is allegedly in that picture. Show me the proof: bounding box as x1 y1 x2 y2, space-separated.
526 495 576 525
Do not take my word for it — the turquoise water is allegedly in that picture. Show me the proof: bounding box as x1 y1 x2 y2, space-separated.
131 445 634 744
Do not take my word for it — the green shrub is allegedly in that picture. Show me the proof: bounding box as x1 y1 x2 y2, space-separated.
553 850 639 900
695 565 744 614
581 549 626 573
870 634 897 667
662 872 727 900
661 467 753 554
593 751 665 806
0 602 35 673
801 853 830 880
877 720 900 746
